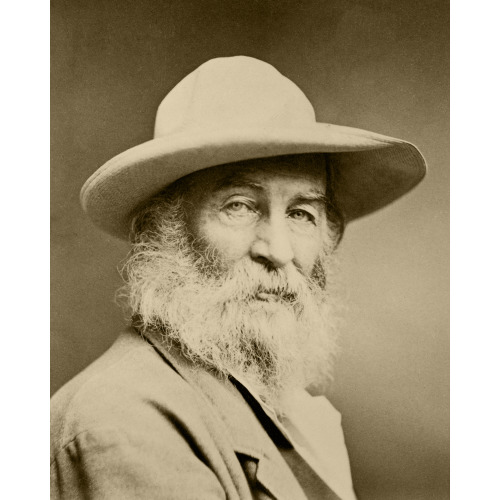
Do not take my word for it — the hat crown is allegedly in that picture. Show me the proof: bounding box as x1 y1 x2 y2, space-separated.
154 56 316 137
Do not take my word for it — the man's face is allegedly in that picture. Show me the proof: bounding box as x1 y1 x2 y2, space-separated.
125 154 342 411
182 155 329 278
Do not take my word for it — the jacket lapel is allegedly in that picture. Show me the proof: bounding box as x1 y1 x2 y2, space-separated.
220 378 308 500
145 332 308 500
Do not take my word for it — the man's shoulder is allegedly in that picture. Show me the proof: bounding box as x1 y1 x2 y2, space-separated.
50 329 200 458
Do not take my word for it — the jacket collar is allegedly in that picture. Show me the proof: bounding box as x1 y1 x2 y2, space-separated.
142 329 309 500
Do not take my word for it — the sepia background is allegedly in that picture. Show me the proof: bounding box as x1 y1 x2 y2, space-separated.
51 1 449 498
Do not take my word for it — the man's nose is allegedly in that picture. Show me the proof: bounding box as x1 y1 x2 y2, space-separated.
250 216 294 269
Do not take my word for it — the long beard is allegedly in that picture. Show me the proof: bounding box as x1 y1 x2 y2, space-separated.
122 200 344 414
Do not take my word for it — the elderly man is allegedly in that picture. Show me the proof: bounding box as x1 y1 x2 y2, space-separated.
50 56 426 499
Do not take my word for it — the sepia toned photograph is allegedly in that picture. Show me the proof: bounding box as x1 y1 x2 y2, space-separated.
51 1 449 498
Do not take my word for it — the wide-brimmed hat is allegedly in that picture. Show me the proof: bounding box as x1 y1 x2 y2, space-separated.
81 56 426 240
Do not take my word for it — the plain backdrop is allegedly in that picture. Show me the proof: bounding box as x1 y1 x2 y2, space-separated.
51 1 449 498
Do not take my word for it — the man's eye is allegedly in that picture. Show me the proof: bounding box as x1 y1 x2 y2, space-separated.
226 201 249 213
289 210 314 223
222 201 256 220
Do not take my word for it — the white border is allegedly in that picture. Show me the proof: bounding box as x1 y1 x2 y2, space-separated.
1 1 49 497
451 1 499 497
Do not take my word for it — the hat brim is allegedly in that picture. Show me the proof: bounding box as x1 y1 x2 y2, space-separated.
81 123 426 240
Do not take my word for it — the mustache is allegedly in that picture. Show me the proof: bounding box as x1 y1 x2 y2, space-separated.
209 259 320 306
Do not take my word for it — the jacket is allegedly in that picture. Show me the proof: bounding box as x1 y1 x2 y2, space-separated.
50 328 344 499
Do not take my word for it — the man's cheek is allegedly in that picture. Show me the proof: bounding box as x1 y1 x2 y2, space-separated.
292 236 323 272
206 227 254 261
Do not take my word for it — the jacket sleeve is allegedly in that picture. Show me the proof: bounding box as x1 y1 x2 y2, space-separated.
50 424 226 500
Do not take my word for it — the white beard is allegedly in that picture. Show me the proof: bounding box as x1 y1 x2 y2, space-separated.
122 198 344 414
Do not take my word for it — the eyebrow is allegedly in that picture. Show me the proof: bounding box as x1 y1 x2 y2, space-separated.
289 191 328 207
213 172 264 192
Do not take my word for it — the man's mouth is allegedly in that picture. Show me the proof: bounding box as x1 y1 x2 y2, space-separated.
256 291 279 302
255 289 297 303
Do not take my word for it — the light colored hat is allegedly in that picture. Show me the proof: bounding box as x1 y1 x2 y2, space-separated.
81 56 426 240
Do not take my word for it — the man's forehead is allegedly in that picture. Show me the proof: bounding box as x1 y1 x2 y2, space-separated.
185 154 328 194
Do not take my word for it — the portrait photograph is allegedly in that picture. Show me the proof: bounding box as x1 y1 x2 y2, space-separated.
48 1 450 498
